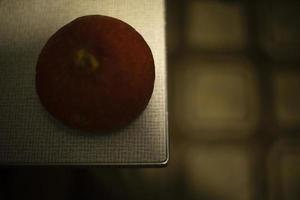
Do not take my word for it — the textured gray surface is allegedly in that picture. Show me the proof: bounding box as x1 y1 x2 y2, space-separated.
0 0 168 165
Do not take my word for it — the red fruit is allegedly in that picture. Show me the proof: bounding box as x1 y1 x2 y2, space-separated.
36 15 155 132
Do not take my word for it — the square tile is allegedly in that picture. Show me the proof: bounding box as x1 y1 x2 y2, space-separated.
184 145 254 200
258 1 300 61
281 153 300 200
273 70 300 128
170 56 259 139
268 141 300 200
186 1 247 50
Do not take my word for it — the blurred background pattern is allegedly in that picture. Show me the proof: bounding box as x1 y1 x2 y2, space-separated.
1 0 300 199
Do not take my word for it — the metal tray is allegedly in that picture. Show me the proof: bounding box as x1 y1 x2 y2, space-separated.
0 0 168 166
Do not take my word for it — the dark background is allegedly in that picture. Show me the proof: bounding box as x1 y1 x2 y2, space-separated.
1 0 300 199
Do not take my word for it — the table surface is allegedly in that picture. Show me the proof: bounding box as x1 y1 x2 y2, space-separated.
0 0 168 166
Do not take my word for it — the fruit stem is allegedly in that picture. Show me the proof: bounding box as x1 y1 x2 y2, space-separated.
76 49 99 72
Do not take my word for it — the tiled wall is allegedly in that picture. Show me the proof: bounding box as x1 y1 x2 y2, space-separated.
167 0 300 200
